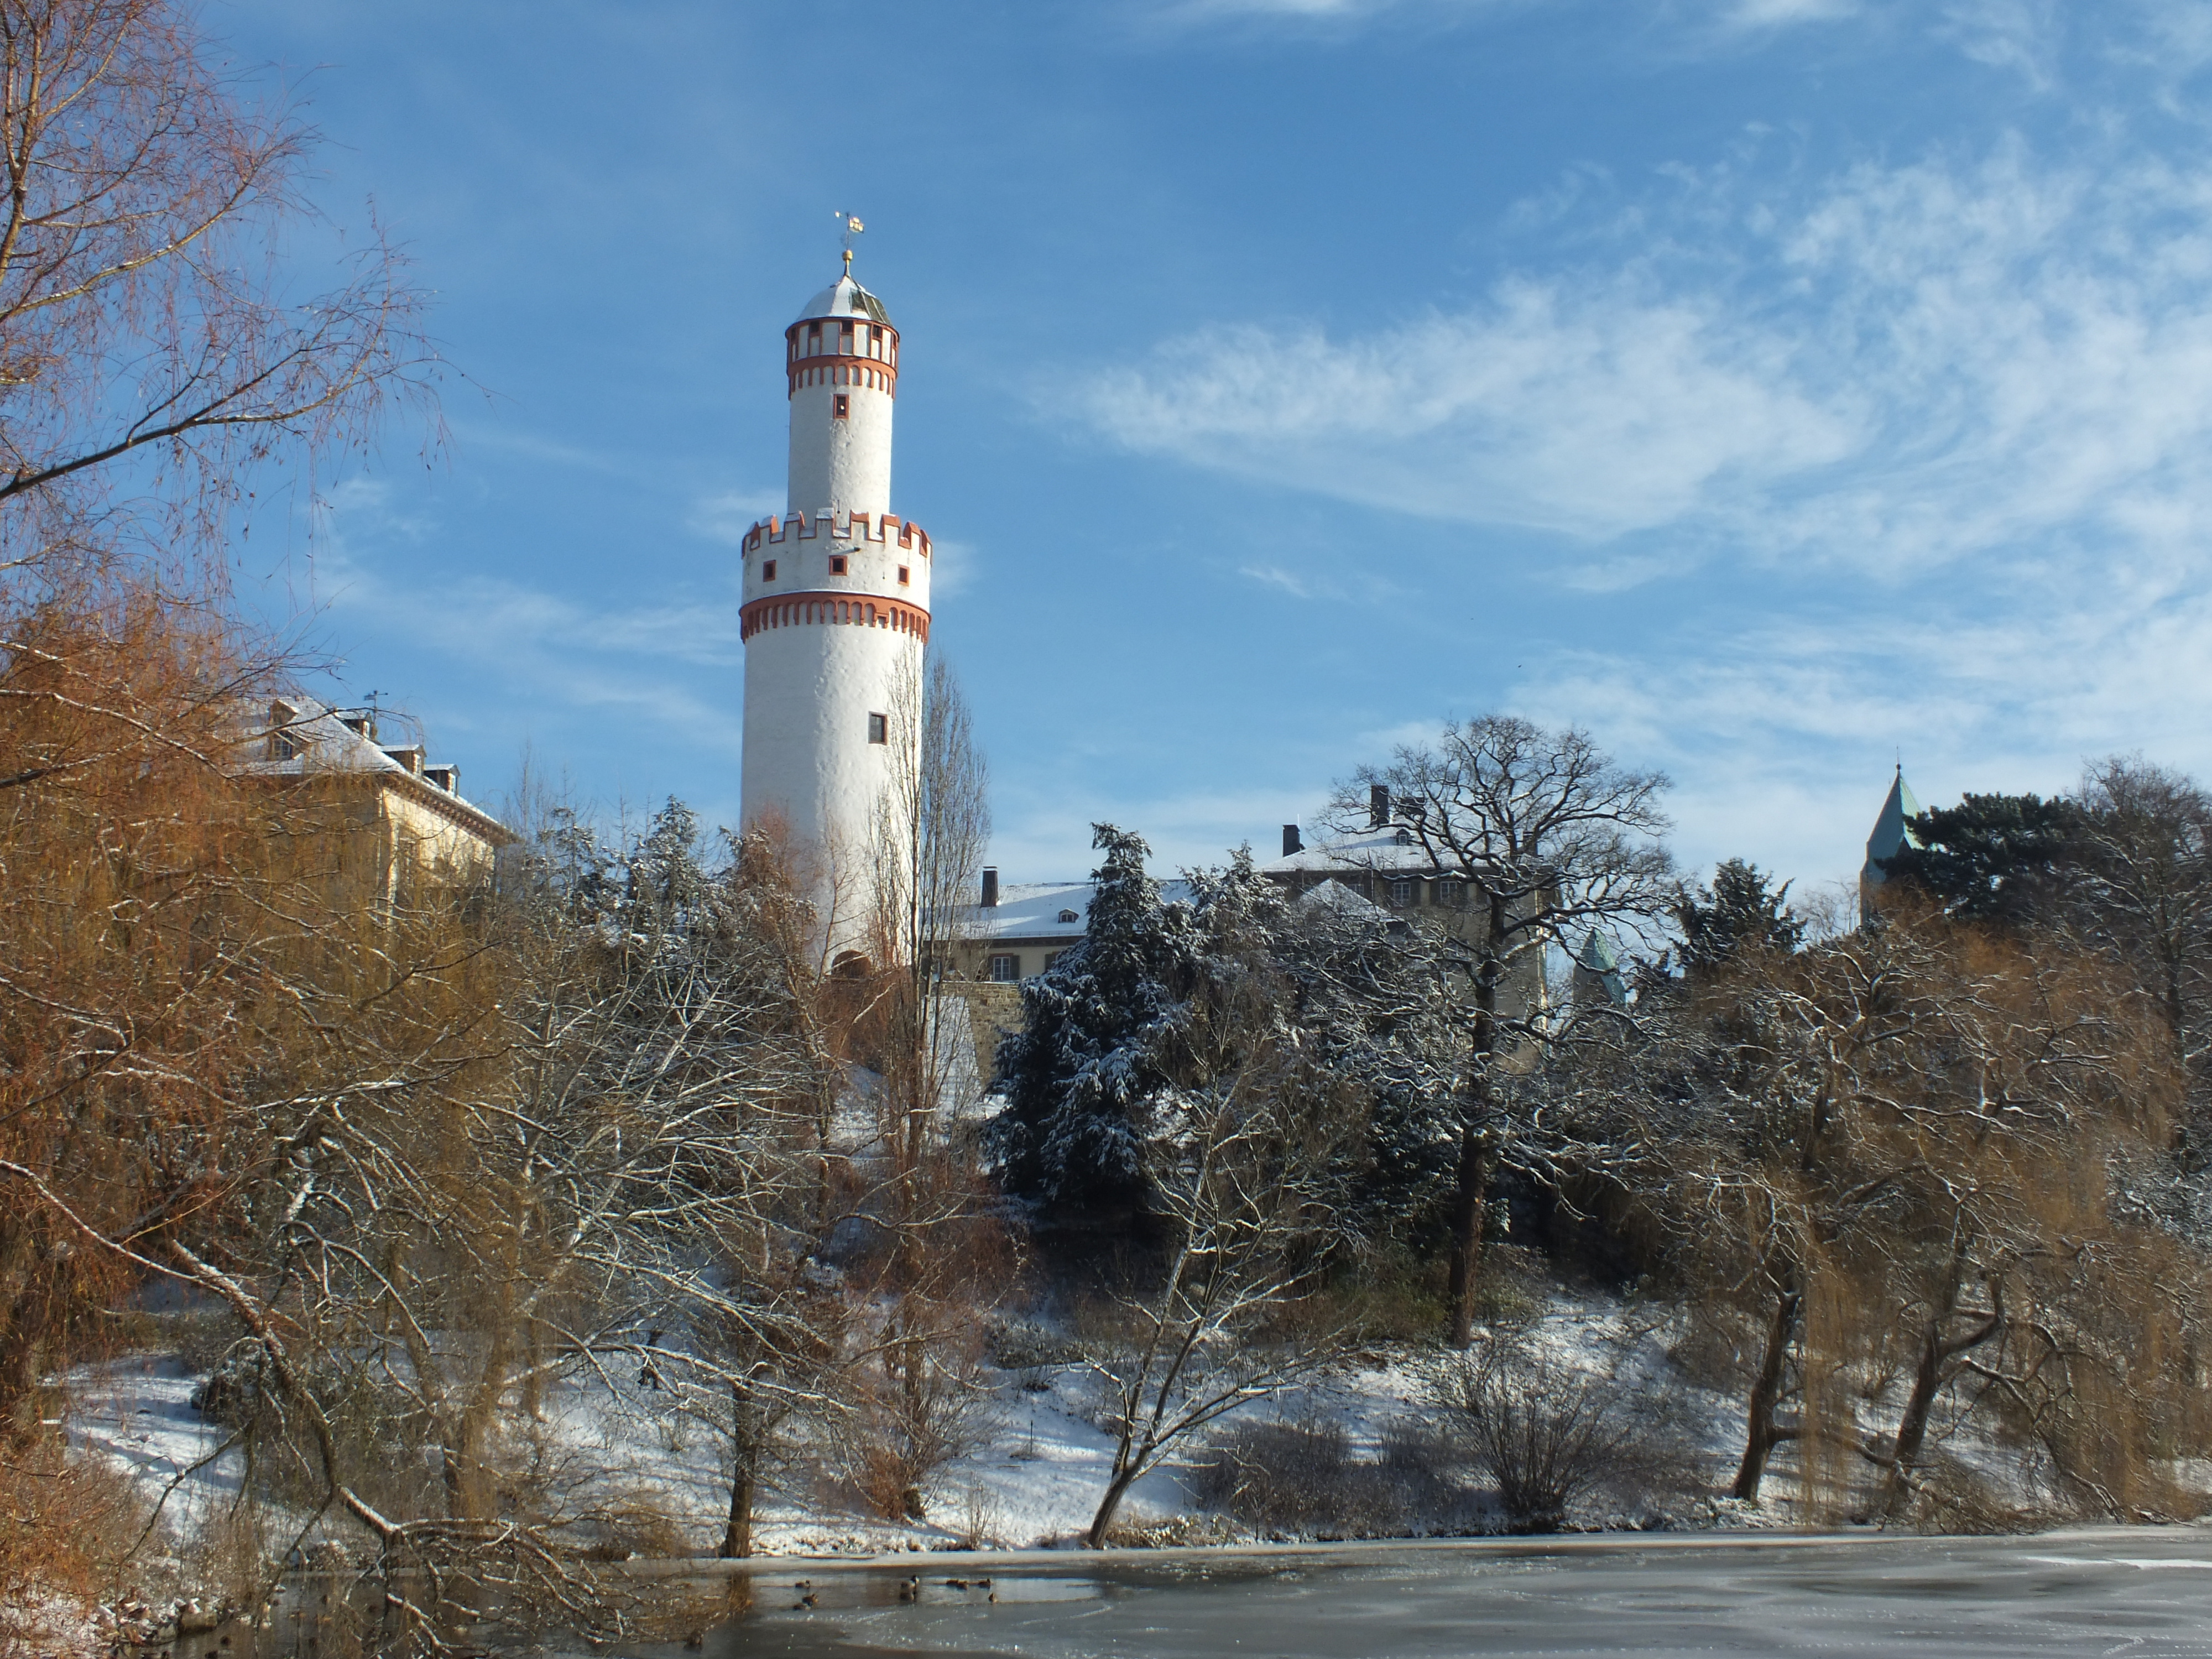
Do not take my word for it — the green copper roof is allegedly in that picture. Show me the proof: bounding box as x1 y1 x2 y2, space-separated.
1861 766 1923 885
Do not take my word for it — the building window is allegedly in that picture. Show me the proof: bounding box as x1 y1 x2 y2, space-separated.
1438 877 1467 909
839 320 854 348
830 554 848 575
833 393 849 419
1043 951 1062 972
1057 909 1080 924
1391 879 1414 908
989 954 1020 983
807 321 821 350
867 712 888 744
267 732 298 763
897 565 910 585
761 559 776 581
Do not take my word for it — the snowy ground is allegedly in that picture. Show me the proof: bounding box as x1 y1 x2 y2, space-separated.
66 1279 1788 1564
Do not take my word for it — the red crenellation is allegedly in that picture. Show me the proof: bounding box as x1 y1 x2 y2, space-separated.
738 593 931 643
743 513 931 557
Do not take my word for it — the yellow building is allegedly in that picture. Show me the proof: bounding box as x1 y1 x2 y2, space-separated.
239 697 515 906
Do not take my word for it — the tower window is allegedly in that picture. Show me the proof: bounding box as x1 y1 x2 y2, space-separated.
839 320 854 349
832 393 849 419
807 321 821 351
830 554 848 575
761 559 776 581
896 565 910 585
867 712 888 744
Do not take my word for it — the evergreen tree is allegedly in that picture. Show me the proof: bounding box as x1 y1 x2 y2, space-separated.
1676 858 1803 975
984 825 1199 1217
1878 792 2083 925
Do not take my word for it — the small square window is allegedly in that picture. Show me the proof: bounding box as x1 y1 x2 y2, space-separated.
989 954 1020 983
830 554 848 575
761 559 776 581
896 565 910 585
867 712 888 744
832 393 849 419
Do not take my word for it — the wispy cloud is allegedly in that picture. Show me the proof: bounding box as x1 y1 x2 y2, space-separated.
1719 0 1860 28
1238 562 1317 598
685 488 783 546
1080 136 2212 581
1079 284 1859 542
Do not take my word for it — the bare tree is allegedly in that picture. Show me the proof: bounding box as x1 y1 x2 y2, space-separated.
1329 716 1672 1345
1082 1051 1350 1547
0 0 435 586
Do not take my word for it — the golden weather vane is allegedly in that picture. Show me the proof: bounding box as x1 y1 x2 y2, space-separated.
833 209 865 275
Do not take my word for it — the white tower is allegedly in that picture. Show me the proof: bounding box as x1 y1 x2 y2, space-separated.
738 258 930 957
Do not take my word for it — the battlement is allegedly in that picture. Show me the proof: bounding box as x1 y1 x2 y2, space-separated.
743 512 931 558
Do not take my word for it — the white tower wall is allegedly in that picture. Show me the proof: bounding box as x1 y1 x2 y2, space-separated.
739 270 929 960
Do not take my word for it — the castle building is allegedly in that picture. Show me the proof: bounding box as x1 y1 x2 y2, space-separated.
738 258 932 955
239 697 514 909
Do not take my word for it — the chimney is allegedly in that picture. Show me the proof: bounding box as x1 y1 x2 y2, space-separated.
1369 784 1390 829
980 867 999 908
1281 824 1302 857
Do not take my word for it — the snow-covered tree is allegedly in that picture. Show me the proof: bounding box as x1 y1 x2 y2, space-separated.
1332 716 1674 1345
1675 858 1804 977
984 825 1200 1219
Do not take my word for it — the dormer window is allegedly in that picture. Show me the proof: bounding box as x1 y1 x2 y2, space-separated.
830 554 848 575
1395 828 1412 846
1057 909 1080 924
761 559 776 581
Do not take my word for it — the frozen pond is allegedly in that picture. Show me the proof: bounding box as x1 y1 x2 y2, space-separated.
676 1529 2212 1658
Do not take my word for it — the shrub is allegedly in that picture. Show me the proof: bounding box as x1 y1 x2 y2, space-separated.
844 1340 992 1523
1194 1413 1470 1538
1439 1347 1646 1532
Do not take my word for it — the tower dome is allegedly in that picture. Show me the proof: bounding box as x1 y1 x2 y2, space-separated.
738 260 930 957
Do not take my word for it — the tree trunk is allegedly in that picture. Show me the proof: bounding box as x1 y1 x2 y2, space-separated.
721 1467 756 1559
1085 1463 1144 1549
1733 1269 1803 1502
1882 1243 1995 1518
1445 1121 1492 1348
722 1377 761 1558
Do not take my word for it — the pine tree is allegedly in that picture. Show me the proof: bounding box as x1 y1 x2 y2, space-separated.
1676 858 1803 975
984 825 1198 1218
1878 792 2083 925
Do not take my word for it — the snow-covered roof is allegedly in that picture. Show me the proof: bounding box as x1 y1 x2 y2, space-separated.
231 697 516 845
1292 877 1393 924
1261 825 1440 875
795 273 892 327
964 878 1196 942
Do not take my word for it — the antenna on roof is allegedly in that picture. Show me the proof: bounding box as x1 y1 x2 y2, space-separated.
365 689 384 744
833 209 864 276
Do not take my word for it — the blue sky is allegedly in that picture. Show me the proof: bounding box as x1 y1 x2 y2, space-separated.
221 0 2212 899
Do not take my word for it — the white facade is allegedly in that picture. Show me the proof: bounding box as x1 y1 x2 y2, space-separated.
739 268 931 957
